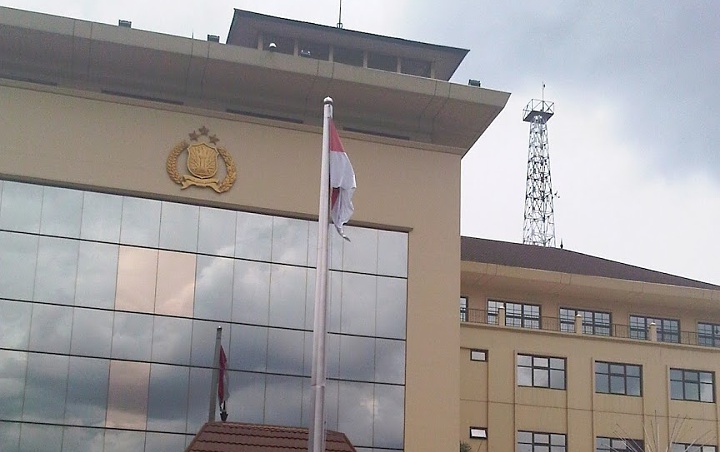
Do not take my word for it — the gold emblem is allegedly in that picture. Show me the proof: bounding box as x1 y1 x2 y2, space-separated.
166 126 237 193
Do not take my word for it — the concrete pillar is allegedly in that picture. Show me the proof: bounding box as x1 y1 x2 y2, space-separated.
498 306 506 326
649 322 658 342
575 314 583 334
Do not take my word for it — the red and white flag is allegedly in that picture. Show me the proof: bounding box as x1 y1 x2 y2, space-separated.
218 345 229 408
328 119 356 239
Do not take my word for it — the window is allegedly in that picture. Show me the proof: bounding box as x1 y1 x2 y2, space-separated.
595 361 642 396
670 368 715 402
488 300 540 329
698 322 720 347
517 354 565 389
460 296 467 322
469 427 487 439
596 437 644 451
672 444 717 452
630 315 679 343
560 308 611 335
518 431 566 451
470 350 487 362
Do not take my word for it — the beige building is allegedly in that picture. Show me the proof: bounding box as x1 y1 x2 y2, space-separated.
0 6 508 452
461 237 720 451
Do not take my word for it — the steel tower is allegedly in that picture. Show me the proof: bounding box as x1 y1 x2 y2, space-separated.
522 97 556 247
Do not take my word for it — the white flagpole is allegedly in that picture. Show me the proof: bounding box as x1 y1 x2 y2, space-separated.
208 326 222 422
309 97 333 452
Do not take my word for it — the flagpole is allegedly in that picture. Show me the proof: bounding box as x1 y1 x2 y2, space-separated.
208 326 222 422
309 97 333 452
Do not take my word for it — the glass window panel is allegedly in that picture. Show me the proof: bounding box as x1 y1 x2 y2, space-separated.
550 370 565 389
155 250 196 317
534 369 549 387
62 427 104 452
376 277 407 340
232 260 271 325
700 372 713 383
70 308 113 357
375 339 405 384
627 365 641 377
338 381 374 448
159 202 199 252
189 320 231 367
342 226 378 274
595 374 609 393
627 376 641 396
328 226 344 271
701 383 714 402
115 246 158 312
230 324 268 372
610 375 626 394
0 181 42 233
229 371 266 424
28 304 72 354
103 430 146 452
65 357 110 427
39 186 83 238
341 273 376 336
268 264 307 329
0 350 28 420
307 221 318 269
111 312 153 361
19 423 62 452
267 328 305 376
0 232 38 301
550 358 564 370
33 236 78 304
186 367 212 434
147 364 189 433
670 369 683 380
106 360 150 429
119 197 161 247
80 191 122 242
75 241 118 309
373 384 404 449
0 421 21 452
377 230 408 278
235 211 273 261
534 357 549 367
197 206 236 256
670 380 684 399
328 270 342 333
517 355 532 366
517 367 532 386
265 375 303 426
194 255 234 320
339 335 375 381
271 217 309 266
23 353 69 423
0 300 32 348
152 316 192 365
145 432 187 452
685 382 700 400
304 268 317 331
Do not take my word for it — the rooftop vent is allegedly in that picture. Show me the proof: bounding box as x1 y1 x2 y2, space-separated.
118 20 132 28
207 35 220 43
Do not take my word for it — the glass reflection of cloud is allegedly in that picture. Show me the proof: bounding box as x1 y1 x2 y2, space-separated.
271 217 309 266
194 255 234 321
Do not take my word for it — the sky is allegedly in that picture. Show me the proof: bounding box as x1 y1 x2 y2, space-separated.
3 0 719 285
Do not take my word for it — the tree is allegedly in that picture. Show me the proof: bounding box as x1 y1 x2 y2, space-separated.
615 414 713 452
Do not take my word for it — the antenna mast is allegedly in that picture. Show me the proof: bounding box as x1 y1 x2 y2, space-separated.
337 0 343 28
522 88 556 247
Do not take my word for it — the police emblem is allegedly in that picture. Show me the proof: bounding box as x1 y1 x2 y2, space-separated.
166 126 237 193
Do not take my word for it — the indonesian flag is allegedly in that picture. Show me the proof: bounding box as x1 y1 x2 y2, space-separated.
218 345 229 407
328 119 356 239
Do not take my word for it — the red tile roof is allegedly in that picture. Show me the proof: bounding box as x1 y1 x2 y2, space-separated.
185 422 357 452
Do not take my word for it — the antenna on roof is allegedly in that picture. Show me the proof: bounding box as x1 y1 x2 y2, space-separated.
337 0 343 28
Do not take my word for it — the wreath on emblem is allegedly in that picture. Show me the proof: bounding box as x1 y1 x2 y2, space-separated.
166 127 237 193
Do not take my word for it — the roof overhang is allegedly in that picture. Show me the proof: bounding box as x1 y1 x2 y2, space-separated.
0 7 510 153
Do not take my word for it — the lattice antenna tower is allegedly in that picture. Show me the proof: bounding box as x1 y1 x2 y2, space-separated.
522 88 556 247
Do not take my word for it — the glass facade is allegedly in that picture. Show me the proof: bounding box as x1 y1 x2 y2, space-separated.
0 180 408 452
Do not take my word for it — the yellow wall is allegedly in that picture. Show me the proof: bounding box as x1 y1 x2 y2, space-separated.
0 82 462 451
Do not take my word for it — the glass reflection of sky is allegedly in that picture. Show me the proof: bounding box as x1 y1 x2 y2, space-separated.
0 180 408 451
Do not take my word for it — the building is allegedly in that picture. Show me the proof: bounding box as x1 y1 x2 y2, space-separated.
460 237 720 451
0 6 509 452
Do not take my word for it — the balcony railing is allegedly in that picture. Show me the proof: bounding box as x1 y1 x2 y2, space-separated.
462 308 709 347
